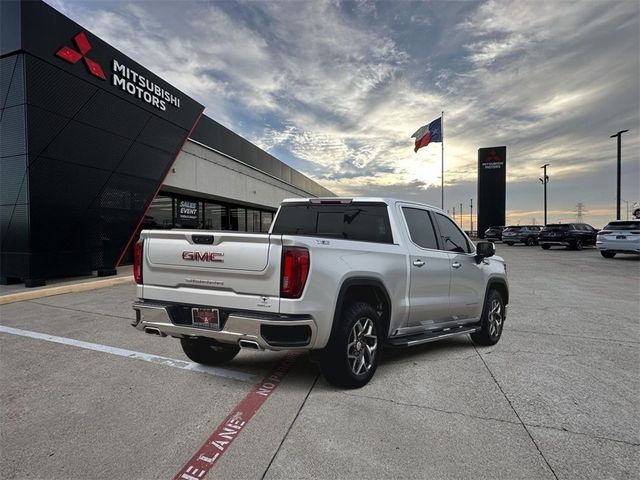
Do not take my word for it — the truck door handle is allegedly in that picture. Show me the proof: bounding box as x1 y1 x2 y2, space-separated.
413 259 425 267
452 262 462 269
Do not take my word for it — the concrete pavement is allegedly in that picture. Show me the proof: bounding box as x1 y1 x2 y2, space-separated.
0 244 638 479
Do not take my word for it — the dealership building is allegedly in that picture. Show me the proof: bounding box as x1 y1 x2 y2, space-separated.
0 0 333 287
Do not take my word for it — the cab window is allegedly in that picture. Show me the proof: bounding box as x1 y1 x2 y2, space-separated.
402 207 438 249
434 213 471 253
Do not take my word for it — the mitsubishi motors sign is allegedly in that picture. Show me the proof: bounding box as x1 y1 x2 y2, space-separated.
55 32 182 112
13 1 200 129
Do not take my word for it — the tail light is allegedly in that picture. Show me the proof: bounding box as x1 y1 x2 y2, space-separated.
281 247 310 298
134 239 144 284
599 230 612 235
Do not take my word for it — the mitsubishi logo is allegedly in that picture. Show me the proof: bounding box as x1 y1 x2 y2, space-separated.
56 32 106 80
487 150 501 162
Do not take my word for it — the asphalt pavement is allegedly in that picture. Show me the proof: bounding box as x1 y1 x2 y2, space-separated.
1 244 638 479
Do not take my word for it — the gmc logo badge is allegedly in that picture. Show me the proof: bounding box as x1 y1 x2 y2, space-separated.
182 251 224 262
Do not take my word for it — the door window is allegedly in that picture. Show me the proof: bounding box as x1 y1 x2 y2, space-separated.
435 213 471 253
402 207 438 249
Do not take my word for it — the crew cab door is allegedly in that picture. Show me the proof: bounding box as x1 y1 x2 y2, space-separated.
400 206 451 326
432 212 485 321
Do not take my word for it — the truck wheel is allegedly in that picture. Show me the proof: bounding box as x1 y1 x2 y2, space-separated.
180 338 240 365
320 302 380 389
526 237 535 246
601 251 616 258
471 290 505 346
574 239 583 250
505 242 514 246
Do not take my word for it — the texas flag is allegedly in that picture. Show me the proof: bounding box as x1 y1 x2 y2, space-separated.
411 117 442 153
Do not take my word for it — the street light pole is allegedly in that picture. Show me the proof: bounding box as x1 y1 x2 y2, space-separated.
460 203 463 227
610 130 629 220
470 198 473 234
539 164 550 225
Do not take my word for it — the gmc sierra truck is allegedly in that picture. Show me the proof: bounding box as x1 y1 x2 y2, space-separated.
132 198 508 388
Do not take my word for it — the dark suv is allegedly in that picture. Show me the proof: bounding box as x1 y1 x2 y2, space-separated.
484 226 505 242
539 223 598 250
502 225 543 246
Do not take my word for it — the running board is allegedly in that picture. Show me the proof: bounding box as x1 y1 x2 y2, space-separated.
386 326 480 347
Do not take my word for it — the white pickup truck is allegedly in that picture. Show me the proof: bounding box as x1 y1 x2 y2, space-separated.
133 198 508 388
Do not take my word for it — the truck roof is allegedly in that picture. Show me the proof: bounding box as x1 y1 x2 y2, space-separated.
281 197 445 213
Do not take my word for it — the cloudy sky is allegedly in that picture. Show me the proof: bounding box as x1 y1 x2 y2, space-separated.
48 0 639 228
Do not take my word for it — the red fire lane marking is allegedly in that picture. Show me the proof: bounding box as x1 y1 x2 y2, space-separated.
174 352 299 480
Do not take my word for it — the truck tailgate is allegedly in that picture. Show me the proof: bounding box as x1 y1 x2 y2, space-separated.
141 230 282 303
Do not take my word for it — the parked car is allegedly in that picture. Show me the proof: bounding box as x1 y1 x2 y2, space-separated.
132 197 508 388
484 226 505 242
539 223 598 250
502 225 543 246
596 220 640 258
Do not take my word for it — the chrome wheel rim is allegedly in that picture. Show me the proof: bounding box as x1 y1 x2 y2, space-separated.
347 317 377 376
488 299 503 337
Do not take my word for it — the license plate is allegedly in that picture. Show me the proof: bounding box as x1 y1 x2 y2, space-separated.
191 308 220 330
616 235 626 239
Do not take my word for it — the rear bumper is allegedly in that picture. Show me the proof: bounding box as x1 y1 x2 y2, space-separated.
596 239 640 253
539 240 571 246
132 301 318 351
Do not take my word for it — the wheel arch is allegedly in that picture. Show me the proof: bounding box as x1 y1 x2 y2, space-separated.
331 277 392 341
486 278 509 306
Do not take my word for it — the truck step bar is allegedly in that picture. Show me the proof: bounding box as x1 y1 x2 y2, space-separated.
387 325 480 347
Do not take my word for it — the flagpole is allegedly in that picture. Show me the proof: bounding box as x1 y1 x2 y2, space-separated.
441 110 444 209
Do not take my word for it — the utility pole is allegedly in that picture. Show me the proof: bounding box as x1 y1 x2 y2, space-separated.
453 206 456 221
610 130 629 220
539 164 550 225
575 203 587 223
470 198 473 234
459 203 463 227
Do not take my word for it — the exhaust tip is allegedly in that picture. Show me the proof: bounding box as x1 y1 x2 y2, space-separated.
239 339 261 350
144 327 164 337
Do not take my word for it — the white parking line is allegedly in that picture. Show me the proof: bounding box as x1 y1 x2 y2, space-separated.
0 325 256 383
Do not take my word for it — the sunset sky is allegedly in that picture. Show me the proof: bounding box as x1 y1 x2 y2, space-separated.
48 0 640 228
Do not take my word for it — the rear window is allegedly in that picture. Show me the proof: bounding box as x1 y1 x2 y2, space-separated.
604 221 640 230
545 224 572 231
272 202 393 244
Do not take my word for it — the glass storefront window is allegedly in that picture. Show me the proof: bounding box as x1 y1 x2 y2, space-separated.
204 203 227 230
230 207 246 231
247 209 261 232
261 212 273 232
146 195 174 229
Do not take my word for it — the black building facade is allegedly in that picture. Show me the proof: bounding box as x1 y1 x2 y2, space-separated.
1 1 332 287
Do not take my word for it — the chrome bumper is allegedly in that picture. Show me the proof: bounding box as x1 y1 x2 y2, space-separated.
132 301 318 351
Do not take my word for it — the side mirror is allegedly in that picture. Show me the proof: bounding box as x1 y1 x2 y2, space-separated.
475 241 495 264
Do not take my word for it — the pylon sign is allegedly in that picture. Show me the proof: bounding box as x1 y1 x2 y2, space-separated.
477 147 506 238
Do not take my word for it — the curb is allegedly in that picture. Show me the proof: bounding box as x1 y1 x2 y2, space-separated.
0 276 134 306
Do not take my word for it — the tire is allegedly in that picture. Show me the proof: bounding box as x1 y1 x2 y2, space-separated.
505 242 514 246
471 290 505 346
541 244 551 250
573 239 583 250
526 237 535 246
320 302 381 389
601 250 616 258
180 337 240 365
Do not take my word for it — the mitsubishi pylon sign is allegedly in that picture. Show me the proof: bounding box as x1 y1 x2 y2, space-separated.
477 147 507 238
